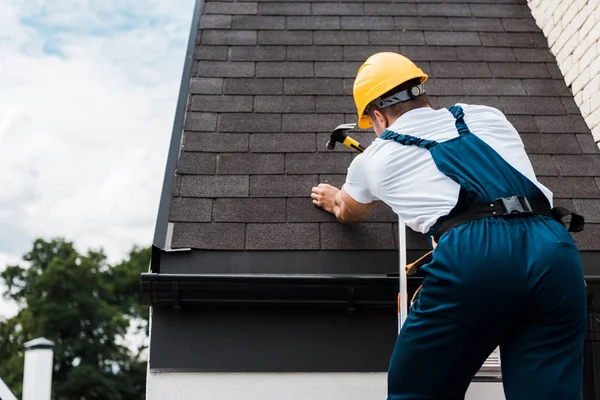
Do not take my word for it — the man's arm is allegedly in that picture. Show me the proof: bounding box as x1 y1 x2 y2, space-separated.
311 183 379 224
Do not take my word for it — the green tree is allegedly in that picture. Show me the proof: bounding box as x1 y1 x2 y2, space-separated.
0 238 150 400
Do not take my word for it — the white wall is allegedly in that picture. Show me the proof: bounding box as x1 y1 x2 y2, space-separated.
146 372 505 400
527 0 600 146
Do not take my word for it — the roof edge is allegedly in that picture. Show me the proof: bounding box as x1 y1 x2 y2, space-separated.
152 0 203 256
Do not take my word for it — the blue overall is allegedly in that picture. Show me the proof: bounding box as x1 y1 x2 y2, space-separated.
381 106 587 399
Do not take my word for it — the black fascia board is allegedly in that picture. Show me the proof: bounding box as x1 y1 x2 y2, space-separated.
151 0 203 272
141 272 424 312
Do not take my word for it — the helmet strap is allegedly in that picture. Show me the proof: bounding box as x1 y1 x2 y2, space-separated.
365 83 425 114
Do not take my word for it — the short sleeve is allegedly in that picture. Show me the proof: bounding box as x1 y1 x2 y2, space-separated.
344 155 375 204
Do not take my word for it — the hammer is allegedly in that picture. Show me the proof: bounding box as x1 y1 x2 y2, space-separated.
326 123 365 153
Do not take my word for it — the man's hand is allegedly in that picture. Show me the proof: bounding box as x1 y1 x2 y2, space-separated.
311 183 379 223
311 183 340 215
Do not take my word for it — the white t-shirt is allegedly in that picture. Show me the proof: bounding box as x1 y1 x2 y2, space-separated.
344 103 553 234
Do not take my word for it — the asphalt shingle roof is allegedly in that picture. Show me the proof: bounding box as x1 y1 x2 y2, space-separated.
167 0 600 252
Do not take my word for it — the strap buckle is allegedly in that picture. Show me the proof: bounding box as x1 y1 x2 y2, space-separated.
498 196 532 215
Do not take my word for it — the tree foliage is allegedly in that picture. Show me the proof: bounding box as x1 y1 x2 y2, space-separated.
0 238 150 400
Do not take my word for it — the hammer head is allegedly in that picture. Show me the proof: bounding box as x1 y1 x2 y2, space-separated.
326 123 357 150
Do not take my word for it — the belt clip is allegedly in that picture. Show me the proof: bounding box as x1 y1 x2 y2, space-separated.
498 196 532 215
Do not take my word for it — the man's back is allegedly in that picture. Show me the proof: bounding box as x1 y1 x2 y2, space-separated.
344 103 552 234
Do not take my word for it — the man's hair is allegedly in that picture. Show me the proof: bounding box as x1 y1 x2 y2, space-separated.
367 78 430 121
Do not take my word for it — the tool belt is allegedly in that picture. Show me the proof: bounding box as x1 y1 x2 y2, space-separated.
432 195 585 243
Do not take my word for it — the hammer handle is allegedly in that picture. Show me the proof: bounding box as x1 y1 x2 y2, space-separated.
342 136 365 153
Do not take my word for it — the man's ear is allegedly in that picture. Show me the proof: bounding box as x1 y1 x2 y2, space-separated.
373 109 389 129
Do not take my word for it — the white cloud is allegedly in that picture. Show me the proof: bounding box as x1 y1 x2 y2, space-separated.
0 0 195 283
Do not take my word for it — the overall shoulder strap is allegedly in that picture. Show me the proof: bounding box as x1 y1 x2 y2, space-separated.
447 105 470 136
379 130 438 150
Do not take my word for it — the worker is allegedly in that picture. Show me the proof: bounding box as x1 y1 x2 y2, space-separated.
311 52 586 400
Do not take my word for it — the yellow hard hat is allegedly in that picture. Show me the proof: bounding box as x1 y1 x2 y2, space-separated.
353 52 428 129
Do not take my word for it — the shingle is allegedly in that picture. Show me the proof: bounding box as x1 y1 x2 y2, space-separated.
418 3 471 17
190 95 253 112
194 45 228 60
256 62 314 77
246 223 320 250
341 16 395 30
320 223 395 250
316 95 356 113
287 197 338 222
312 3 363 15
520 134 583 155
534 116 591 133
214 198 286 222
573 200 600 223
571 224 600 250
427 78 525 96
528 154 558 176
315 31 369 45
224 78 283 94
533 32 549 48
254 96 315 113
199 15 232 29
480 32 534 47
288 46 343 61
315 62 361 78
513 48 555 62
470 4 524 18
316 174 347 187
463 96 505 111
456 47 515 62
501 18 540 32
287 16 340 30
537 177 600 199
395 17 449 31
554 155 600 177
204 2 257 14
400 46 457 61
489 63 550 78
250 174 318 197
196 61 255 78
184 112 218 131
506 115 538 132
282 113 345 132
431 62 491 78
577 134 600 154
447 17 503 32
363 203 397 222
369 31 426 45
177 152 217 174
258 31 313 45
546 63 564 80
232 15 285 29
522 79 573 96
229 46 286 61
201 30 257 45
345 46 400 62
425 31 480 46
189 78 223 94
183 132 249 152
258 2 311 15
173 174 181 197
561 97 581 115
250 133 316 152
172 223 245 250
286 153 352 174
181 175 249 197
218 113 281 132
500 97 565 115
367 3 418 16
169 198 212 222
217 153 284 174
284 78 344 95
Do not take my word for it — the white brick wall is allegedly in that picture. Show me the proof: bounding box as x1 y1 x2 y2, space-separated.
528 0 600 146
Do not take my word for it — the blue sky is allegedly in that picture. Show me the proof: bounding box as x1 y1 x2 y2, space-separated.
0 0 196 317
